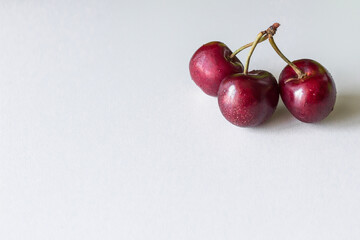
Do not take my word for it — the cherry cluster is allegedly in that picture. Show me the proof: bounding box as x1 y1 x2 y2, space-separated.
189 23 337 127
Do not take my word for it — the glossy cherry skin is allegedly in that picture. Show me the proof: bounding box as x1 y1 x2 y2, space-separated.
218 70 279 127
279 59 336 123
189 41 244 96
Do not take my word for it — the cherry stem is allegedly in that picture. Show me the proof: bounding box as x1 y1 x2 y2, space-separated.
268 36 306 79
230 23 280 59
243 32 265 74
230 34 268 59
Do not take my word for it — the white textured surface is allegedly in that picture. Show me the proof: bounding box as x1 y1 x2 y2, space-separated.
1 0 360 239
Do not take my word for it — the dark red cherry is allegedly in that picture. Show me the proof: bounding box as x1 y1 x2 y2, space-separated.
279 59 336 123
189 41 243 96
218 70 279 127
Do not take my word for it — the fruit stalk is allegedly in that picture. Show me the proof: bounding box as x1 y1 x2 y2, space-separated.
230 23 280 59
243 32 266 74
230 35 268 59
268 36 306 79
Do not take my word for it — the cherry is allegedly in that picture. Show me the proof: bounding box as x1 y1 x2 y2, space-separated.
189 42 243 96
218 30 279 127
218 71 279 127
268 37 336 123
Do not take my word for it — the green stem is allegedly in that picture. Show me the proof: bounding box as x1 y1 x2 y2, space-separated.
243 32 265 74
230 34 268 59
230 23 280 59
268 36 305 79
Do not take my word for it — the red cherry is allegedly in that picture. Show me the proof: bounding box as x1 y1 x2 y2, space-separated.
279 59 336 123
189 41 243 96
218 70 279 127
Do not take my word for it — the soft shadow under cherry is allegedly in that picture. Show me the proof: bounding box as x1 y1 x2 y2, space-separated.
320 93 360 126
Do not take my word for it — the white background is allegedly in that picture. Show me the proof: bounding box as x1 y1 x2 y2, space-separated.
1 0 360 239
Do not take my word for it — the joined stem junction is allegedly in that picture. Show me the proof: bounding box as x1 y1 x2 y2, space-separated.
230 23 280 59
